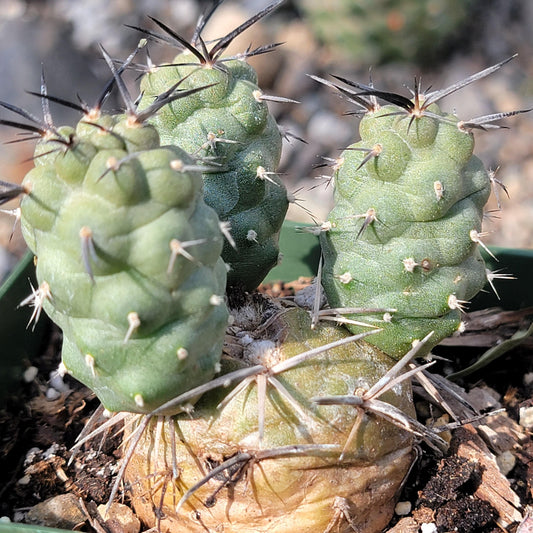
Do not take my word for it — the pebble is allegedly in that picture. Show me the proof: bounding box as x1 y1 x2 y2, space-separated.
24 447 41 466
97 502 140 533
394 501 412 516
25 493 86 529
49 369 71 393
497 450 516 476
466 385 502 411
431 414 452 445
23 366 39 383
17 474 31 486
43 443 62 460
519 406 533 429
45 387 61 400
420 524 438 533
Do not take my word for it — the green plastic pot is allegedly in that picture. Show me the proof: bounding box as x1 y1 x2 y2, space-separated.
469 246 533 311
264 220 321 282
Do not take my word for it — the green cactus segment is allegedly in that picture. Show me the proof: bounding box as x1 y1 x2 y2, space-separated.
20 115 229 415
138 56 288 290
321 104 491 358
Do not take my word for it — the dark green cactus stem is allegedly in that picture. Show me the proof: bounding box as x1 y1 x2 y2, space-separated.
18 112 229 415
135 2 289 291
317 64 524 359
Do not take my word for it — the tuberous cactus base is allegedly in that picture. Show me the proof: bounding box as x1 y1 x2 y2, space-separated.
124 305 415 533
127 443 412 533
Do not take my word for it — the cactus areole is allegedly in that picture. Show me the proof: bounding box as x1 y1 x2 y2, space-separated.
19 114 229 415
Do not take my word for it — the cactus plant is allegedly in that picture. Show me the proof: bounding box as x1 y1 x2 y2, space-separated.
0 4 528 531
133 0 290 291
315 57 528 359
0 55 229 415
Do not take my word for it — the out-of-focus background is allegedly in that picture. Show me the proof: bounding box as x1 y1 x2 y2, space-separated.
1 0 532 282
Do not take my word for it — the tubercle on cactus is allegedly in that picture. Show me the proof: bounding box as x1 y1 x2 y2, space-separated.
313 55 531 359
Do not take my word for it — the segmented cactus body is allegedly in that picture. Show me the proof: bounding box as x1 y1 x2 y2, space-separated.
320 102 491 358
20 114 229 415
139 56 288 290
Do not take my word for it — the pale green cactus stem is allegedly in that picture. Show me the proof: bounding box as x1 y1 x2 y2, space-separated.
1 55 229 415
135 0 289 291
316 57 528 359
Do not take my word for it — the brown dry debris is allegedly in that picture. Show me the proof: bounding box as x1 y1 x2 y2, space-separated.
440 307 533 348
28 389 91 447
388 429 519 533
517 440 533 502
386 367 531 533
476 411 529 455
453 424 523 527
386 516 420 533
